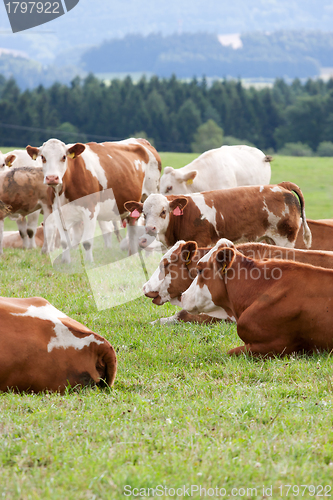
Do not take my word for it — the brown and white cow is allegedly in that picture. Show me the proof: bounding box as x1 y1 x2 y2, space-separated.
144 239 333 325
0 167 53 254
125 182 312 250
0 296 117 393
181 241 333 356
295 219 333 251
27 138 161 262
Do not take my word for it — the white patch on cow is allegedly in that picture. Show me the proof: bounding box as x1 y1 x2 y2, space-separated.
107 154 112 159
143 241 184 303
11 304 103 352
81 145 108 190
142 194 171 242
182 278 229 318
260 186 264 192
271 186 282 193
190 193 217 232
262 200 294 247
134 159 142 171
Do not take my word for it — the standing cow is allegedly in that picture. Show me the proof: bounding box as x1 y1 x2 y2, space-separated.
27 138 161 262
125 182 312 250
160 145 271 195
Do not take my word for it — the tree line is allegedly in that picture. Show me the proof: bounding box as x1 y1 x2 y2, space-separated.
0 73 332 153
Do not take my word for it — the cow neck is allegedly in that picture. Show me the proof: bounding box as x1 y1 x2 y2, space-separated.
62 157 102 202
185 247 210 278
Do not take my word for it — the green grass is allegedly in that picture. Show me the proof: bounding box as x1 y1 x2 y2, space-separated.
0 153 333 498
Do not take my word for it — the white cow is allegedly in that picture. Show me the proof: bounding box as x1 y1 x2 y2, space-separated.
160 145 272 195
0 149 42 249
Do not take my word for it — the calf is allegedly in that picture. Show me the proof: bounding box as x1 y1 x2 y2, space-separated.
160 145 271 195
27 138 161 262
0 167 52 254
0 296 117 393
182 240 333 356
125 182 311 250
295 219 333 251
144 239 333 324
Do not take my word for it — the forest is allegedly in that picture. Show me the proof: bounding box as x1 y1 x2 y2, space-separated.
0 73 332 153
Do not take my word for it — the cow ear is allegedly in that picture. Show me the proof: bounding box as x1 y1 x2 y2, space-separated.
169 197 188 211
26 146 39 160
67 143 85 159
216 247 236 273
182 170 198 184
180 241 198 264
164 166 174 175
5 154 16 167
124 201 143 214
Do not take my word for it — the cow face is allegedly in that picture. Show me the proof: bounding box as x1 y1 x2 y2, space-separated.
143 240 198 305
141 161 161 202
26 139 85 189
142 193 188 238
160 166 198 195
182 242 236 318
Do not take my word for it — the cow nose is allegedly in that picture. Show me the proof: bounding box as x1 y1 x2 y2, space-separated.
45 175 60 185
145 226 157 236
139 237 148 248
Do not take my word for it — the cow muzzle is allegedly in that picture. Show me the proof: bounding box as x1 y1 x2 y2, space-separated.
144 290 162 305
45 175 60 186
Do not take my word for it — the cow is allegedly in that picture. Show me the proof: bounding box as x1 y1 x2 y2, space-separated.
144 239 333 325
295 219 333 251
26 138 162 262
0 295 117 393
0 167 53 254
0 149 43 249
181 239 333 356
125 182 312 250
160 145 272 196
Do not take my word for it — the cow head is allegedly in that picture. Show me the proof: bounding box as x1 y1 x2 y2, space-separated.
26 139 85 189
160 166 198 195
125 193 188 238
0 151 15 172
182 239 236 318
143 240 198 305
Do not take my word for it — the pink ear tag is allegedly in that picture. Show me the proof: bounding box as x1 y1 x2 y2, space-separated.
122 220 127 228
130 209 140 219
173 206 183 216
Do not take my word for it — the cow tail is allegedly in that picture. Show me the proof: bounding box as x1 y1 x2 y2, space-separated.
100 342 117 387
264 155 273 163
278 182 312 248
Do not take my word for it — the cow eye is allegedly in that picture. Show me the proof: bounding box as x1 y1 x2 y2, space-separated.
166 186 172 192
41 155 46 163
160 210 166 217
61 155 66 162
197 268 203 276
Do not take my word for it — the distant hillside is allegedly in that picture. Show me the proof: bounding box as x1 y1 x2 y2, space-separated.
80 31 333 80
0 0 333 64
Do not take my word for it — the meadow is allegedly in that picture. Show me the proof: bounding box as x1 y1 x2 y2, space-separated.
0 152 333 499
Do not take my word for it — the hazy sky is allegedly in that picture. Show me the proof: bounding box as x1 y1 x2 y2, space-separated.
0 0 332 62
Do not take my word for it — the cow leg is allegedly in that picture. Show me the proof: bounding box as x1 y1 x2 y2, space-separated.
228 341 296 358
127 218 139 256
151 310 224 325
98 220 113 249
80 216 97 262
0 219 4 255
16 216 29 249
41 205 57 254
26 210 40 249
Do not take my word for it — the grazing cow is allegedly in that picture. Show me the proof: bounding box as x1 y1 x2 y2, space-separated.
182 240 333 356
160 145 272 195
0 167 52 254
144 239 333 325
295 219 333 251
125 182 312 250
27 138 161 262
0 296 117 393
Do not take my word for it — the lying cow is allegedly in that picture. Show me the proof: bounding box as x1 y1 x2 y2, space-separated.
0 167 52 254
160 145 271 195
0 296 117 392
295 219 333 251
181 240 333 356
144 239 333 324
27 138 161 262
125 182 312 250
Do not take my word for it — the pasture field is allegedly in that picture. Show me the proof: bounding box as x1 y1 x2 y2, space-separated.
0 153 332 499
